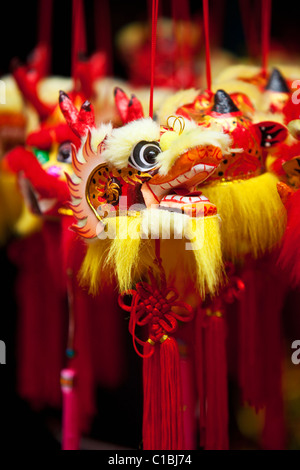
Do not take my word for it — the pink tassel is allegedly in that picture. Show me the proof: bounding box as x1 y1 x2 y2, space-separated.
60 369 80 450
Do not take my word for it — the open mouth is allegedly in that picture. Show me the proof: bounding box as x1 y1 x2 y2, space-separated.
156 163 216 191
159 190 217 218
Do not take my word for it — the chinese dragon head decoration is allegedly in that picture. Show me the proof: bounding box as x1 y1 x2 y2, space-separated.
64 89 233 297
158 88 288 261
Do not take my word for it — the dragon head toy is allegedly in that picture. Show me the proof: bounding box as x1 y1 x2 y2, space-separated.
4 43 109 222
159 88 288 261
66 90 232 297
5 90 85 219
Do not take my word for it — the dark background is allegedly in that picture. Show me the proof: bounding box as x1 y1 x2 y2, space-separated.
1 0 300 78
0 0 300 450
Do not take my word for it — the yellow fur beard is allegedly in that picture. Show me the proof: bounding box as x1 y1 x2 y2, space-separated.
201 172 286 262
0 172 24 244
80 212 224 298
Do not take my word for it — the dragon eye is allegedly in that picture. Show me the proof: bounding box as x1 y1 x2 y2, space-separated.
57 141 72 164
129 140 161 171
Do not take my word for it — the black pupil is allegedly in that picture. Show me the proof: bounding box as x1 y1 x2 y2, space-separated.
61 148 70 159
58 143 71 162
143 146 158 163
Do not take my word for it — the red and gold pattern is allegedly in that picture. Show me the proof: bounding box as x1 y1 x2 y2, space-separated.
176 89 288 183
67 130 153 238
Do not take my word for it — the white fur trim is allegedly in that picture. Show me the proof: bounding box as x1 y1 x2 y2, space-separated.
101 118 160 169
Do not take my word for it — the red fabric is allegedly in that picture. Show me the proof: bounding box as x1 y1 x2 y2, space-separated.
9 232 67 409
279 188 300 286
61 369 80 450
204 312 229 450
5 146 70 214
12 65 55 121
238 254 287 449
271 142 300 177
283 96 300 124
143 342 162 449
62 216 127 431
195 307 206 448
26 125 82 150
119 268 193 450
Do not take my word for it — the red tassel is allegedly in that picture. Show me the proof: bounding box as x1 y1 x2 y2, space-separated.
160 337 183 450
119 266 193 450
195 307 206 448
61 369 80 450
179 342 197 450
143 343 161 450
142 337 183 450
204 310 229 450
238 259 267 409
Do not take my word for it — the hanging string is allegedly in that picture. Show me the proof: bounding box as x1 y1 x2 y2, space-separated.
38 0 53 67
262 0 272 78
238 0 257 59
94 0 113 76
72 0 87 79
202 0 212 92
171 0 192 88
38 0 53 45
149 0 159 118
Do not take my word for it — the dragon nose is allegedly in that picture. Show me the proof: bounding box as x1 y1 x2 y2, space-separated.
46 165 63 178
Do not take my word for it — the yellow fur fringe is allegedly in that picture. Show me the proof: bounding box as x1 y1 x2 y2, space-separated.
201 172 286 262
81 212 224 298
80 216 158 294
159 215 224 297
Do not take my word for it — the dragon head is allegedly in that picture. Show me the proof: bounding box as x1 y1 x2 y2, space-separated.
176 89 288 182
66 90 231 296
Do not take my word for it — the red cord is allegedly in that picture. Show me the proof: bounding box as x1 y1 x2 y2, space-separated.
149 0 159 118
38 0 53 47
94 0 113 76
202 0 212 92
72 0 87 78
262 0 272 78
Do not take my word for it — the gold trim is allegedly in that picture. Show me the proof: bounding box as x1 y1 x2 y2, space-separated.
206 309 223 318
86 163 108 223
160 334 169 343
167 115 185 135
58 207 74 217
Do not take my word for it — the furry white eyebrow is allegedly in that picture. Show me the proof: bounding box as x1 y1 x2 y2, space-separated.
157 127 233 175
101 118 161 169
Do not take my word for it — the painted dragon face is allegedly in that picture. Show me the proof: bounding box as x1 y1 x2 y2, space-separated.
68 110 232 239
67 118 160 237
66 95 231 297
142 117 230 217
176 89 288 183
5 92 84 217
